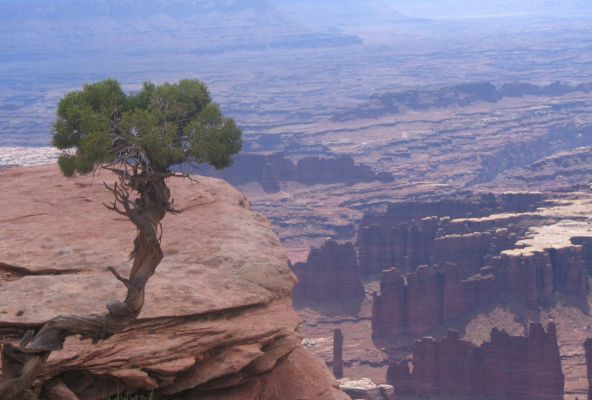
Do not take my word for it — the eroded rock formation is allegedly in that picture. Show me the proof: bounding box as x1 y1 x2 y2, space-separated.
388 323 564 400
372 264 497 339
357 193 543 277
200 153 392 193
292 240 364 309
585 338 592 400
333 329 344 379
336 81 592 121
373 245 589 339
338 378 395 400
496 246 589 306
0 165 348 400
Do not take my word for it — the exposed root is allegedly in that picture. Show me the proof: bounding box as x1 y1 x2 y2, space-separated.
0 165 173 399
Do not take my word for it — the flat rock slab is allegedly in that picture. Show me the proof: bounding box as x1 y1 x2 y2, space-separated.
0 165 295 324
0 165 348 399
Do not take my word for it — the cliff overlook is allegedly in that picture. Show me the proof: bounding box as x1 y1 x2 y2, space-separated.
0 165 347 399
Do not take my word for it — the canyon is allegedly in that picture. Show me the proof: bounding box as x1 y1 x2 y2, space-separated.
3 7 592 398
295 189 592 399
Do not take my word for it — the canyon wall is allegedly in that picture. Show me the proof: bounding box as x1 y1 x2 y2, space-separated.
586 338 592 400
470 123 592 185
495 246 588 306
294 194 590 341
200 153 392 193
388 323 564 400
292 240 364 308
357 193 544 277
336 81 592 121
372 264 497 339
373 246 589 339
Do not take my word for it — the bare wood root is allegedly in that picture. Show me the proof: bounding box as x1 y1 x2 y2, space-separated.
0 171 172 399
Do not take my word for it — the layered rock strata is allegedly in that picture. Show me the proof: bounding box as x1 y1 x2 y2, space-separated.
0 165 348 400
586 338 592 400
373 245 589 339
372 264 497 339
496 247 589 306
291 240 364 308
388 323 564 400
357 193 543 276
336 81 592 121
200 153 392 193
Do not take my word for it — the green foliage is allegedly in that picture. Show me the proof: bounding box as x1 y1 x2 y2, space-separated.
53 79 242 176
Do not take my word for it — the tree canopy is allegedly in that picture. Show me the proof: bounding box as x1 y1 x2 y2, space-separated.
0 79 242 399
52 78 242 176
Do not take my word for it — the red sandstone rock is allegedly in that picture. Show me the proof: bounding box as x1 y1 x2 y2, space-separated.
357 196 534 278
292 240 364 308
357 224 391 276
440 262 468 320
585 338 592 400
372 268 406 338
333 329 344 379
433 232 493 277
388 323 564 400
372 263 497 340
374 245 589 341
549 246 589 299
392 217 439 273
0 165 348 400
495 246 588 306
495 251 554 306
405 265 443 336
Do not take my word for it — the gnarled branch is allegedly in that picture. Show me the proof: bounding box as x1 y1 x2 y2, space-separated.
0 164 173 398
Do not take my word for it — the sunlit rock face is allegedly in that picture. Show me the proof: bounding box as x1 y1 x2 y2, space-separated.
0 165 349 400
338 377 395 400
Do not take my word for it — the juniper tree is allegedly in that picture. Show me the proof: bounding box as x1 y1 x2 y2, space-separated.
0 79 242 399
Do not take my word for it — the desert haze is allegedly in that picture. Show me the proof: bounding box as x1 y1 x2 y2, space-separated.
2 1 592 399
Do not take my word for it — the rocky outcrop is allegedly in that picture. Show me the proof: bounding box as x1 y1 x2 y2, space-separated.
469 123 592 185
372 264 496 339
496 247 588 306
571 236 592 274
292 240 364 309
388 323 564 400
338 378 395 400
357 216 441 276
483 146 592 192
336 81 592 121
333 329 344 379
390 217 439 273
357 224 393 277
200 153 392 193
432 232 494 277
373 246 588 339
357 193 544 277
585 338 592 400
293 156 393 185
0 165 348 400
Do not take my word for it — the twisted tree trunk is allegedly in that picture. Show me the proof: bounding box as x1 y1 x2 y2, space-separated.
0 172 171 399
